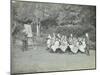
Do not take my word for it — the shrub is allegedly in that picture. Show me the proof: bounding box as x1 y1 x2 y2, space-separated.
56 25 95 40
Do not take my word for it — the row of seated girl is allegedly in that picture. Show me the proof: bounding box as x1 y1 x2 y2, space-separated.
46 33 90 55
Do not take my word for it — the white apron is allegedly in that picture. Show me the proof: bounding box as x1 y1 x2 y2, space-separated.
78 41 86 52
51 40 60 52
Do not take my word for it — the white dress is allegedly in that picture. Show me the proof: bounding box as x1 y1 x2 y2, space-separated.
78 41 86 52
69 38 78 53
47 39 52 48
60 41 68 52
51 40 60 52
70 45 78 53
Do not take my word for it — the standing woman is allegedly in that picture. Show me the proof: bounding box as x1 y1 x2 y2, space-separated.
52 33 56 45
22 29 28 52
85 33 90 55
46 34 52 49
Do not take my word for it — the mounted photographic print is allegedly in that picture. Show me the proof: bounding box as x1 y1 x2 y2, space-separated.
11 0 96 74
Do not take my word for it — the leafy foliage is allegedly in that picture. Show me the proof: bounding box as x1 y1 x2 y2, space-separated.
11 1 96 43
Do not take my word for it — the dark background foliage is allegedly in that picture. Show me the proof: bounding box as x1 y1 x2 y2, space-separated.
11 1 96 49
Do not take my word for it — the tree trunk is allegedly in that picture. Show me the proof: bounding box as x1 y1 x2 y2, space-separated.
36 23 40 37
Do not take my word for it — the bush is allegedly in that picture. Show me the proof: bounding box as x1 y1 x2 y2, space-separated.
56 25 95 40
